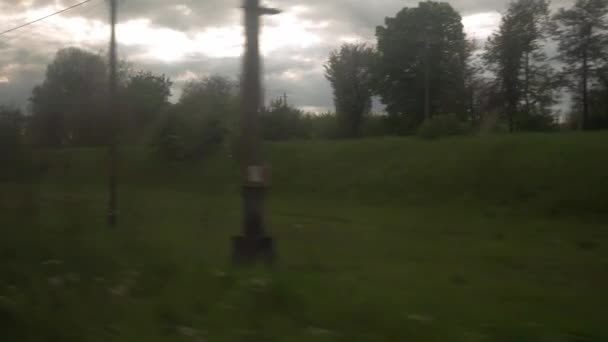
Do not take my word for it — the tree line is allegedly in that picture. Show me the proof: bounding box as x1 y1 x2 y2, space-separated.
327 0 608 135
0 46 351 161
1 0 607 161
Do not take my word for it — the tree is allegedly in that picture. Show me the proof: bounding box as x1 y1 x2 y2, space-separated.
464 40 490 126
155 75 237 160
0 105 24 162
465 67 501 127
484 0 555 132
325 43 375 138
586 65 608 128
123 71 172 141
375 1 468 133
29 47 108 146
179 75 237 120
552 0 608 130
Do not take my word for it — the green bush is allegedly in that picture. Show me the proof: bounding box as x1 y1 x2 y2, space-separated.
515 111 556 132
306 113 341 139
361 114 389 137
0 106 35 181
152 75 236 161
0 108 45 182
417 114 471 139
261 99 310 141
153 112 227 161
0 106 23 160
154 113 184 161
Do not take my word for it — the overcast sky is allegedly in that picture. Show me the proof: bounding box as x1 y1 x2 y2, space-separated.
0 0 574 112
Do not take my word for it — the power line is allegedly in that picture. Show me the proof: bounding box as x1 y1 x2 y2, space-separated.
1 0 106 44
0 0 96 37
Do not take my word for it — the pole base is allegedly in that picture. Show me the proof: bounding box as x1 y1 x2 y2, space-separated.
232 236 276 265
107 212 117 227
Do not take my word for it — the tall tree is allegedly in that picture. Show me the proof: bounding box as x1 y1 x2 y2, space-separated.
484 0 555 132
324 43 375 138
179 75 238 120
376 1 469 132
465 53 499 127
375 1 468 133
123 71 172 140
155 75 237 159
585 64 608 128
29 47 108 146
552 0 608 130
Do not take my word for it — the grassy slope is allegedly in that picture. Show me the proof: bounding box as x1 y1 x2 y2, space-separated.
40 132 608 213
1 132 608 341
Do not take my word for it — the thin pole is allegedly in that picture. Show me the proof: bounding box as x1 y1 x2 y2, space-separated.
241 0 264 244
424 40 430 121
423 26 432 121
242 0 262 170
582 47 589 131
233 0 280 264
107 0 118 226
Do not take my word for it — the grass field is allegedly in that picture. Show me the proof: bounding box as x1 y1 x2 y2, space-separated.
1 133 608 341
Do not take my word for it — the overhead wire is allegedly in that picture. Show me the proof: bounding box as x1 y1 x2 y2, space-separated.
0 0 108 46
0 0 97 37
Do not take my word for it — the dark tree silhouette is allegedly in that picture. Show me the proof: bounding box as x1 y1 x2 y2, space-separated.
123 71 172 141
553 0 608 130
375 1 468 133
325 43 375 138
155 75 237 160
484 0 555 132
29 47 108 146
0 105 24 162
261 96 309 141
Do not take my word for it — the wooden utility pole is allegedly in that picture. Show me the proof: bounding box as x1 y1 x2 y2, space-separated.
107 0 118 226
422 25 433 122
582 46 589 131
232 0 280 264
424 40 430 121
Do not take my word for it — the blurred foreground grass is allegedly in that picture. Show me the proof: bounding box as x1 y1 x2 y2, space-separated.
1 133 608 341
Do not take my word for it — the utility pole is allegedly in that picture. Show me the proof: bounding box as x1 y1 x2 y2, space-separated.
232 0 280 264
107 0 118 226
424 39 430 121
422 25 433 121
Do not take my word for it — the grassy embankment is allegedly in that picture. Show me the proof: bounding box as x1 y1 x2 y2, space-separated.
1 132 607 341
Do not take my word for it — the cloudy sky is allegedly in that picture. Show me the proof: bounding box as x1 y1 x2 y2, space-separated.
0 0 573 112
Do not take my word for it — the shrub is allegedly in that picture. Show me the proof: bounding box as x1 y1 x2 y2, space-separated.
154 113 184 161
515 111 556 132
306 113 341 139
0 106 39 181
261 100 310 141
153 112 227 161
196 118 227 156
361 114 389 137
417 114 471 139
0 106 23 161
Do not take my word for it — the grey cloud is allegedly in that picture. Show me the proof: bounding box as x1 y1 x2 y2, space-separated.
266 72 332 110
0 17 109 107
0 63 46 108
0 0 239 27
263 45 332 110
0 0 578 112
129 47 332 110
0 40 64 108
